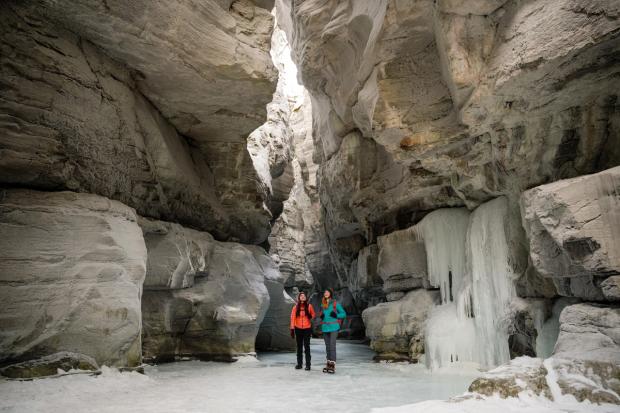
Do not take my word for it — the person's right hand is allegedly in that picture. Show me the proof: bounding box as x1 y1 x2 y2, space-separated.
290 329 295 339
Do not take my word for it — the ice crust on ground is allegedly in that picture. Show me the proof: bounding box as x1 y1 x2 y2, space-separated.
0 341 477 413
371 396 620 413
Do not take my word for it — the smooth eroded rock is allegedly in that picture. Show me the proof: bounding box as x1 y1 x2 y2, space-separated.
0 352 98 379
362 289 440 362
551 303 620 404
0 189 146 367
521 166 620 300
376 228 428 295
141 232 273 361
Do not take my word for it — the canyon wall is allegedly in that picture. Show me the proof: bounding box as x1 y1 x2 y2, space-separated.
0 0 299 373
277 0 620 401
0 0 618 400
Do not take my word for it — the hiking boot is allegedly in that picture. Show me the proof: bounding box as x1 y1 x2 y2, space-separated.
295 364 302 370
327 360 335 374
305 365 311 371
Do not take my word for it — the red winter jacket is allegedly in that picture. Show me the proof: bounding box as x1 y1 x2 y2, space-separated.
290 303 315 329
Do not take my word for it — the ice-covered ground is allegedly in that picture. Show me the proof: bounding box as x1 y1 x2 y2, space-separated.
0 340 477 413
372 395 620 413
3 340 614 413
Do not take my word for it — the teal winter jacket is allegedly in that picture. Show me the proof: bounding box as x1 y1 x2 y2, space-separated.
319 300 346 333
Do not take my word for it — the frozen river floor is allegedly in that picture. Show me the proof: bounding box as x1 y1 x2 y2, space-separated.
0 340 479 413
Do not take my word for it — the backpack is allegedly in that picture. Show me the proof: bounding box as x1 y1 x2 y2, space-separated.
321 300 342 327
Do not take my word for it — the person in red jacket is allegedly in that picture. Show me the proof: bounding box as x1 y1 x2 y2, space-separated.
290 291 315 370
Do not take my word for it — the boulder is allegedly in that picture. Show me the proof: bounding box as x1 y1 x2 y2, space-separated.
0 189 146 367
521 166 620 300
140 227 272 361
601 276 620 302
467 302 620 404
468 357 551 398
362 290 440 362
550 303 620 404
554 303 620 365
0 352 99 379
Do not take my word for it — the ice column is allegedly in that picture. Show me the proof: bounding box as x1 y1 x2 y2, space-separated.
418 208 475 369
424 198 521 370
414 208 470 307
469 196 517 368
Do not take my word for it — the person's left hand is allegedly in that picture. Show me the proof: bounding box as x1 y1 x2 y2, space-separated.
290 329 295 339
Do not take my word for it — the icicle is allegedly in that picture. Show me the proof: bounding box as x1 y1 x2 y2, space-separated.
468 196 517 368
413 208 470 305
535 298 576 359
424 302 477 370
423 198 521 370
417 208 474 370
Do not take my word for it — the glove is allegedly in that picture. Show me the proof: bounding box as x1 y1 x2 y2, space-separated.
330 311 337 318
290 329 295 339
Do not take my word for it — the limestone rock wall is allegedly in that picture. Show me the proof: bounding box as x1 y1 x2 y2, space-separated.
277 0 620 277
0 0 280 244
139 218 294 361
0 189 147 368
467 302 620 404
275 0 619 379
521 166 620 301
362 290 440 362
0 0 304 372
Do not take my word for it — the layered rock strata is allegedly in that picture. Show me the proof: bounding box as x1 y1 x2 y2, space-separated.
0 0 280 244
276 0 620 314
362 290 440 362
139 218 294 361
521 166 620 301
0 189 147 369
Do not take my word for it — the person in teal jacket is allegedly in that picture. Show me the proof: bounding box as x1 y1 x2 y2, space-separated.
319 288 346 374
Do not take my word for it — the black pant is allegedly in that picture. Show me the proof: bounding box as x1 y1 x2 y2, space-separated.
295 328 312 366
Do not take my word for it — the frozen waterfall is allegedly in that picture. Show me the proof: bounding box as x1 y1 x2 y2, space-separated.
423 197 519 370
468 197 517 368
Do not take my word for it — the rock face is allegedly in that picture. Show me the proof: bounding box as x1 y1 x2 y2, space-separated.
1 0 619 399
268 88 336 292
250 246 296 352
521 167 620 300
139 219 287 361
554 303 620 366
467 303 620 405
0 0 279 244
0 189 147 368
348 245 384 310
275 0 620 324
274 0 620 372
362 290 440 362
377 229 429 296
278 0 620 249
